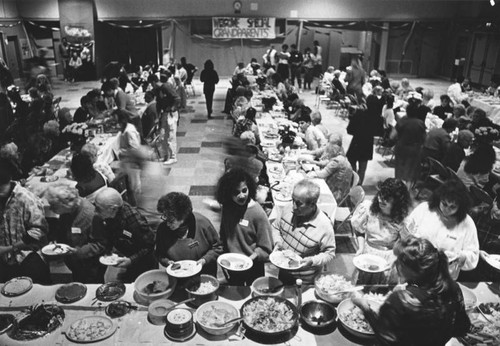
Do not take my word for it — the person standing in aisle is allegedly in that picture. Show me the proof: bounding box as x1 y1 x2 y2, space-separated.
276 44 291 82
289 44 303 92
313 40 323 78
200 59 219 119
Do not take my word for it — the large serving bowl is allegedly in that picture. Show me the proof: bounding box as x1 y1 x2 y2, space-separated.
337 298 381 339
314 273 356 304
240 295 299 343
134 269 176 305
185 274 219 308
300 300 336 330
251 277 284 297
195 301 240 336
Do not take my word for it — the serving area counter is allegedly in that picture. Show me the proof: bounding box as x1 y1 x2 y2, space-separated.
0 281 498 345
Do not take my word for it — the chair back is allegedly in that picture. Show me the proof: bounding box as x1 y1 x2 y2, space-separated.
446 166 461 182
351 171 360 188
470 185 493 206
428 157 449 180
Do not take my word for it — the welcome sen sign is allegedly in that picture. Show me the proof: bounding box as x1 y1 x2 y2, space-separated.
212 17 276 39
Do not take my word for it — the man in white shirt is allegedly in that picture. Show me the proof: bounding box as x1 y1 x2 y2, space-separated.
447 75 469 105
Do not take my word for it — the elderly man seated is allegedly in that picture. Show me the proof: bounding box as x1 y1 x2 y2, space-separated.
45 184 103 283
0 160 50 284
93 187 156 283
272 179 336 284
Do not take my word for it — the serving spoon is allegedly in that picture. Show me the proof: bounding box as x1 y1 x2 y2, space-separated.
214 316 245 328
259 284 285 294
328 286 364 296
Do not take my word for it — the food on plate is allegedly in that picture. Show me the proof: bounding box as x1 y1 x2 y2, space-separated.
99 254 122 266
362 291 390 304
199 305 237 327
105 301 132 318
66 317 114 342
143 280 169 294
461 322 500 345
190 281 217 295
1 277 32 296
339 305 373 334
42 243 70 256
9 304 64 341
315 274 355 294
55 283 87 303
242 297 295 333
40 175 59 183
96 282 126 301
271 250 302 269
170 261 195 272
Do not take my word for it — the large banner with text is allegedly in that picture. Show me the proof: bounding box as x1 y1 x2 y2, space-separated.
212 17 276 39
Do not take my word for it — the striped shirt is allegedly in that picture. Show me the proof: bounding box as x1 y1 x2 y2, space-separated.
272 206 336 283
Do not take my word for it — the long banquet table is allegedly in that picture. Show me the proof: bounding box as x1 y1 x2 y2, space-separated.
470 95 500 125
0 281 498 345
25 132 120 198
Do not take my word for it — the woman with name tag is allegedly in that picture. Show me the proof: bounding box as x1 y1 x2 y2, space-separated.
155 192 223 277
216 168 273 285
405 181 479 280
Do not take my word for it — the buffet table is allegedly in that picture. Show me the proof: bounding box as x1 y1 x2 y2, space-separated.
0 282 498 345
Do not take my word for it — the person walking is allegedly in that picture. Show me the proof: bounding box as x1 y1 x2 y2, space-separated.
200 59 219 119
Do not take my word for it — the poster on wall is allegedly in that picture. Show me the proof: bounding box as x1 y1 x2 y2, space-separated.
212 17 276 39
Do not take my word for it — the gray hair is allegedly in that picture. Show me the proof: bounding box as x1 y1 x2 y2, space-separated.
328 132 343 147
294 179 320 205
311 111 322 125
81 143 98 162
45 184 80 211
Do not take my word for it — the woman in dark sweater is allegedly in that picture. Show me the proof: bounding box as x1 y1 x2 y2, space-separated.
216 168 273 286
200 59 219 119
155 192 223 277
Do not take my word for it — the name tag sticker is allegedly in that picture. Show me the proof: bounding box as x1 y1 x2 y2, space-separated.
188 240 199 248
447 234 457 240
123 230 132 238
71 227 81 234
239 219 249 227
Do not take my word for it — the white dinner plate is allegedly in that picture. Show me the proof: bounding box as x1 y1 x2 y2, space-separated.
99 254 123 266
41 243 71 256
353 254 390 273
166 260 202 278
270 250 303 270
217 253 253 271
480 250 500 271
65 316 117 343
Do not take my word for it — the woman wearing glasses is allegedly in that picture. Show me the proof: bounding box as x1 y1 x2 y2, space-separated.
406 180 479 280
351 178 412 283
155 192 223 277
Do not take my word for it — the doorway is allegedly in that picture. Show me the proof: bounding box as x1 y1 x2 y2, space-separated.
6 36 22 79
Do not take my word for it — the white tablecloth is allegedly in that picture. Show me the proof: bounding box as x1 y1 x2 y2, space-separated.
471 96 500 125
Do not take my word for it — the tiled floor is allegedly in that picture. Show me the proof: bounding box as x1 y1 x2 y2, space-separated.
53 75 452 280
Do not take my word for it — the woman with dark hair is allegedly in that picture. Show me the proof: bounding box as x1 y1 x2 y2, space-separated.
406 181 479 279
200 59 219 119
232 107 259 142
457 142 496 189
71 153 107 201
351 178 411 283
155 192 223 277
352 236 470 345
346 102 372 185
216 168 273 285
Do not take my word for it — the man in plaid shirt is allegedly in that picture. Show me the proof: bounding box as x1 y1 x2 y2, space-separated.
91 188 156 282
0 161 50 284
272 179 336 284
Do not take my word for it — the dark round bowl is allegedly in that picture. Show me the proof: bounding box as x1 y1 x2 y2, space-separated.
185 274 219 308
300 300 337 329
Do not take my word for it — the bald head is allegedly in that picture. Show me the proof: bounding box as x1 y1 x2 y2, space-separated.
95 188 123 207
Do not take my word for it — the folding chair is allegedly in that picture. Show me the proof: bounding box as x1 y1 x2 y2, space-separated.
414 157 449 199
143 123 163 162
334 185 365 242
469 185 493 207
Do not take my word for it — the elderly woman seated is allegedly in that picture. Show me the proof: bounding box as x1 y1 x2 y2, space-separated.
81 143 115 182
306 142 353 202
45 184 104 283
70 153 108 202
155 192 223 277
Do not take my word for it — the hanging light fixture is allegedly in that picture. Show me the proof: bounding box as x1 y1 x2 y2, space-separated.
491 0 495 7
